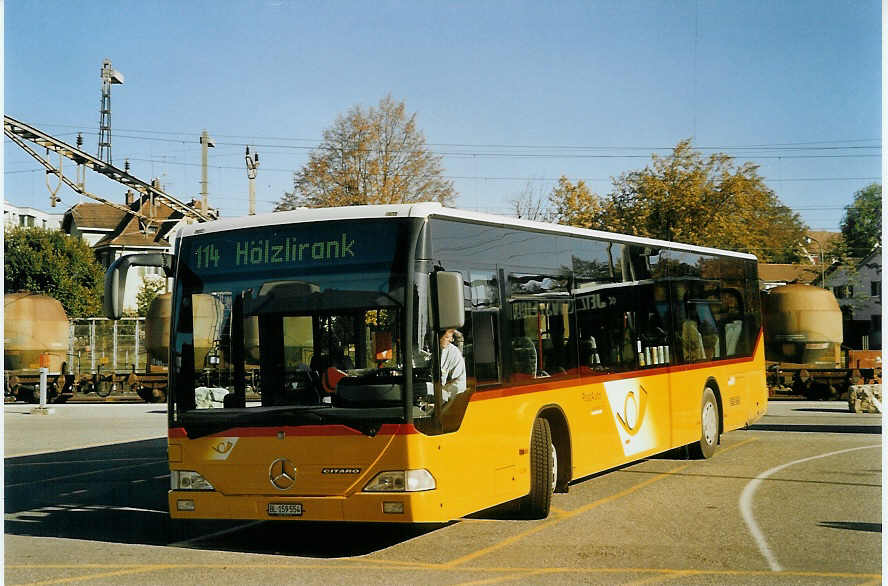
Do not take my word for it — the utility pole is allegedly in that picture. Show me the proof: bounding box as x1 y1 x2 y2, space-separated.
97 59 125 164
75 133 86 193
805 235 826 288
245 146 260 215
199 130 215 213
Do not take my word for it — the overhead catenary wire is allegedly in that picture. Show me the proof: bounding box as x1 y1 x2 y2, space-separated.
6 121 879 230
9 152 878 187
8 126 881 159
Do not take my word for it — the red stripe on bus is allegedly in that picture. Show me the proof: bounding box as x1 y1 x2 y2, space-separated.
168 423 417 439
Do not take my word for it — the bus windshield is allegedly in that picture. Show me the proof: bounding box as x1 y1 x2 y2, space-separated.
168 220 429 437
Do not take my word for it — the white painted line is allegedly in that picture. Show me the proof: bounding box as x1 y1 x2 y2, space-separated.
5 459 168 488
6 457 161 467
739 444 880 572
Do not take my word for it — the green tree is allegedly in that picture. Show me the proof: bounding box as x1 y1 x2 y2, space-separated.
276 95 455 210
551 140 807 262
4 226 104 317
135 277 167 318
833 183 881 259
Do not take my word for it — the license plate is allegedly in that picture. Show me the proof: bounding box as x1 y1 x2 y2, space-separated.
267 503 303 516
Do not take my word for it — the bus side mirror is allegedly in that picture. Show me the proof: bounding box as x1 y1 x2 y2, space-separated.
433 271 465 330
103 253 175 320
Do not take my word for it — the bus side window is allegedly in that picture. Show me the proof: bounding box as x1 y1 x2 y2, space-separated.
575 294 637 373
460 270 500 387
718 257 757 358
540 301 575 378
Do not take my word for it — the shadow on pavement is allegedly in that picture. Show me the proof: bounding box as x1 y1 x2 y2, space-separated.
818 521 882 533
4 439 443 556
749 423 882 434
792 407 859 414
181 520 445 556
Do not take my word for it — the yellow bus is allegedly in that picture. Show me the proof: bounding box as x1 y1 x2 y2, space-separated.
104 203 767 522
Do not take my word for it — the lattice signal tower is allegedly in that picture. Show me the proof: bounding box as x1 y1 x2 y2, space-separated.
97 59 125 164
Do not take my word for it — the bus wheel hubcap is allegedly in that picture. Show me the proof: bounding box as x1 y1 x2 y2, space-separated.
551 442 558 493
702 401 717 445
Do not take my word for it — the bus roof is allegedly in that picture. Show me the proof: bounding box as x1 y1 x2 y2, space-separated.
179 203 757 261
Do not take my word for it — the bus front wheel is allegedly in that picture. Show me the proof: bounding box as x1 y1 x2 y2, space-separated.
689 387 719 459
522 417 554 519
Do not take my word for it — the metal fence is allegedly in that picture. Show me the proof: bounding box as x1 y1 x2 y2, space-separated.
68 317 156 375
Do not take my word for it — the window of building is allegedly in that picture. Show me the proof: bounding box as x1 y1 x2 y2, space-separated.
833 285 854 299
871 281 881 297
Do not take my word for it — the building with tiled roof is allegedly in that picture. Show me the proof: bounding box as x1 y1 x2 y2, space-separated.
758 263 821 289
62 191 209 310
62 202 127 248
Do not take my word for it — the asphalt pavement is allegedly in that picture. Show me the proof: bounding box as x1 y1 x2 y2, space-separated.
4 399 883 585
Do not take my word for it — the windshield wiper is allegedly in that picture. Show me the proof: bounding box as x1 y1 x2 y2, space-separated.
181 406 328 439
181 405 404 439
319 407 405 437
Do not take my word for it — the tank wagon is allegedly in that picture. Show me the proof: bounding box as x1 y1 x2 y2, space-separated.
115 292 173 402
3 291 245 403
4 293 75 402
763 284 879 399
91 293 232 403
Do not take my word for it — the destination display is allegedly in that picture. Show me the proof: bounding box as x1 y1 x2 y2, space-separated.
183 220 404 275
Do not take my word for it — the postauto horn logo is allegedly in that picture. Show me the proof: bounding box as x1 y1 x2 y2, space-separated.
604 379 655 457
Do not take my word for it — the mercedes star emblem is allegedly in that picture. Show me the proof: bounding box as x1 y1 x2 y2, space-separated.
269 458 298 490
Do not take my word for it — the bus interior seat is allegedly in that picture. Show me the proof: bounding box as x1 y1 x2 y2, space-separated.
680 320 706 361
512 336 537 376
724 320 744 356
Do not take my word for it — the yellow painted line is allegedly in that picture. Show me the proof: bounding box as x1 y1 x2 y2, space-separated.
354 558 449 570
442 437 759 568
456 568 558 585
442 463 692 568
625 569 695 585
715 436 758 456
6 563 880 581
9 442 774 583
548 505 569 516
23 565 173 585
441 516 565 568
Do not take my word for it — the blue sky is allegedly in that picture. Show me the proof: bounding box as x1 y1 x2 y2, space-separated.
3 1 881 235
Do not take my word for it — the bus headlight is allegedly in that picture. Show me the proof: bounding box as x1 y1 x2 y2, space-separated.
171 470 215 491
363 469 435 492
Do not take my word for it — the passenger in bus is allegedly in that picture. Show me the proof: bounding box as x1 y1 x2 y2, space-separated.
330 343 355 371
440 329 466 401
310 341 354 373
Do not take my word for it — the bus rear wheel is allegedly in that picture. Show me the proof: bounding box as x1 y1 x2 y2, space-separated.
689 387 719 459
522 417 554 519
